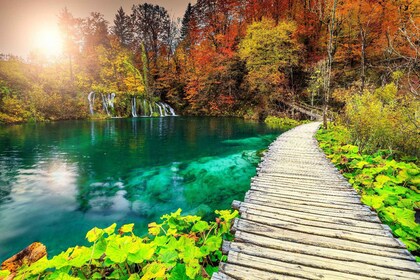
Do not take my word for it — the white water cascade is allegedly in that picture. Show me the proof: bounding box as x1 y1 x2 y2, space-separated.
88 92 176 117
131 97 177 117
88 92 96 115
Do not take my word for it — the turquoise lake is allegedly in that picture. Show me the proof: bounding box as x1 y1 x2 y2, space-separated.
0 117 281 260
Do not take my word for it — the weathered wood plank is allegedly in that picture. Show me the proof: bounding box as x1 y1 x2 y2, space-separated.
243 198 380 222
234 231 418 270
233 201 386 230
240 206 391 237
245 190 367 211
247 188 363 206
227 251 376 280
227 242 420 279
232 219 409 258
249 185 362 204
239 213 400 247
219 263 302 280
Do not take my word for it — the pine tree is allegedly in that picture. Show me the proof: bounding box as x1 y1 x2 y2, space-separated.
181 3 193 39
113 7 132 47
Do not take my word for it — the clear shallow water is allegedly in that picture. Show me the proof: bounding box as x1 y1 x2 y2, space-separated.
0 117 281 260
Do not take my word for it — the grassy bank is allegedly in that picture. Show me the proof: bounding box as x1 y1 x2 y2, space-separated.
316 125 420 260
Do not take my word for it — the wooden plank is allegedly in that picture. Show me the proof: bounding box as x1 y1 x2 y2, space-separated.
245 190 367 211
249 185 362 204
227 242 420 279
241 206 391 237
251 182 360 198
240 212 400 247
219 263 302 280
233 232 419 271
227 251 376 280
247 187 363 206
232 219 409 257
245 193 373 215
243 198 380 222
211 272 235 280
234 201 385 230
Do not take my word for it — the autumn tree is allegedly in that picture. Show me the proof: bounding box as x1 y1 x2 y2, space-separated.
238 18 301 117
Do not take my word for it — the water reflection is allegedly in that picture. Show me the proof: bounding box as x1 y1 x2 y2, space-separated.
0 117 281 260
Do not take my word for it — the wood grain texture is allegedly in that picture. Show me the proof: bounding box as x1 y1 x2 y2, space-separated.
212 122 420 280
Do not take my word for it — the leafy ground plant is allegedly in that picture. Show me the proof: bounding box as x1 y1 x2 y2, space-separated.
316 125 420 260
0 209 238 279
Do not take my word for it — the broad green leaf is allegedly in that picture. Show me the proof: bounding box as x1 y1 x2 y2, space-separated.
191 221 210 232
104 223 117 235
361 195 384 209
148 222 161 236
0 270 10 278
158 247 178 263
204 236 222 252
105 235 132 263
168 264 189 280
67 246 91 268
128 274 141 280
185 258 201 279
375 174 391 185
141 262 166 280
119 223 134 234
128 243 156 263
86 227 104 243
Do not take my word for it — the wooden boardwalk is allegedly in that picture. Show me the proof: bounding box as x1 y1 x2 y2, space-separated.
213 122 420 280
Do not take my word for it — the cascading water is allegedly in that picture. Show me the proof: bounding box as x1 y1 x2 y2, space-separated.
88 92 96 115
88 92 176 117
131 97 138 117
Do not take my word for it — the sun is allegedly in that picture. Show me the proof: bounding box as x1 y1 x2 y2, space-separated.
35 28 63 57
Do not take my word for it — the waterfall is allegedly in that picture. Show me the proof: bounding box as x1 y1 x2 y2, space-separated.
101 94 110 116
109 93 116 109
149 104 153 117
88 92 96 115
88 92 177 117
157 103 163 116
132 97 138 117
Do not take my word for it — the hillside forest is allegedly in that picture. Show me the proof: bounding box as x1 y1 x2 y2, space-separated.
0 0 418 155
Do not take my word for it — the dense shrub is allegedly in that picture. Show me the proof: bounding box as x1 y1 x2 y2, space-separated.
343 82 419 157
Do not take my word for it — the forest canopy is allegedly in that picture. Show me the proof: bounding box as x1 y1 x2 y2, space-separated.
0 0 418 153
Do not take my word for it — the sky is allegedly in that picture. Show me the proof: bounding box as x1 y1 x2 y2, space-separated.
0 0 195 58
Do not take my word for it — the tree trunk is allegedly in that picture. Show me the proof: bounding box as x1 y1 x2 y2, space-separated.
323 0 338 129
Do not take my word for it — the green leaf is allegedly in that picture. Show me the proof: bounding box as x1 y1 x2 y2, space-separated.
185 258 201 279
128 243 156 263
67 246 91 268
191 221 210 232
128 273 141 280
158 247 179 263
168 264 189 280
148 222 161 236
141 262 166 280
0 270 11 278
104 223 117 235
204 236 222 252
119 223 134 234
105 235 132 263
361 195 384 209
86 227 104 243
